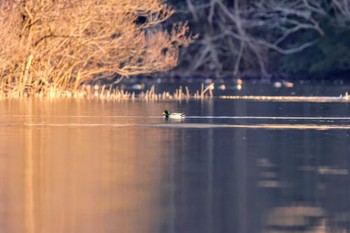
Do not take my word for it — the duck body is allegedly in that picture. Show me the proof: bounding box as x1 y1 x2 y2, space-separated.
162 110 185 119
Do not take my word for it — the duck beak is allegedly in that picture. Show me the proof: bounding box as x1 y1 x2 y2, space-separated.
162 112 165 115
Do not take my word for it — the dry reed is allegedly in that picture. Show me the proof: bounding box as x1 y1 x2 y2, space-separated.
0 84 213 100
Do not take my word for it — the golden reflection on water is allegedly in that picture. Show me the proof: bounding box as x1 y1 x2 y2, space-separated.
1 98 350 233
262 205 327 233
0 99 169 233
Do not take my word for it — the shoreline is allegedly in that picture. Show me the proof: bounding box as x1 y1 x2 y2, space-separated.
131 69 350 83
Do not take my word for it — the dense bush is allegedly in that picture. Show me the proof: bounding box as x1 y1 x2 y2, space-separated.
0 0 193 96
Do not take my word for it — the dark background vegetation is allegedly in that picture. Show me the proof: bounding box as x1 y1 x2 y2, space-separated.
166 0 350 79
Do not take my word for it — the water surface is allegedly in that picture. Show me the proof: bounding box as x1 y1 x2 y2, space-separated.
1 87 350 233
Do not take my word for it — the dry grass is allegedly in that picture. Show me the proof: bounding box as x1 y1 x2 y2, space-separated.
0 84 213 100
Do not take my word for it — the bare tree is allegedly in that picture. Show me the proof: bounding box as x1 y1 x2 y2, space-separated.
0 0 194 96
179 0 349 77
331 0 350 26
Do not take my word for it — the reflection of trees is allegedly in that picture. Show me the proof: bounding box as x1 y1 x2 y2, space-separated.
262 206 326 233
0 100 168 233
161 99 251 233
255 122 350 232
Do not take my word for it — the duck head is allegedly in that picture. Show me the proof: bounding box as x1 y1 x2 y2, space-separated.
162 110 170 118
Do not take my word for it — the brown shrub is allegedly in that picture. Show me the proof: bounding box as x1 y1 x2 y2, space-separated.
0 0 193 97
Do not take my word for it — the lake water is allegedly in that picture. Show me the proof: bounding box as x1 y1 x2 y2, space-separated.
1 82 350 233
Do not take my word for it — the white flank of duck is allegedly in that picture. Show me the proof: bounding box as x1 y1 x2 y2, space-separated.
162 110 185 119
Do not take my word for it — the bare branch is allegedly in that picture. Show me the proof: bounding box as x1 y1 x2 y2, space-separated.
0 0 194 95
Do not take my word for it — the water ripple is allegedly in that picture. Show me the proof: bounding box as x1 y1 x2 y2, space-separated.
0 122 348 130
2 115 350 121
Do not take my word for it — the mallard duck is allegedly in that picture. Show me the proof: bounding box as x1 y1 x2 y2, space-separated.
162 110 185 119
